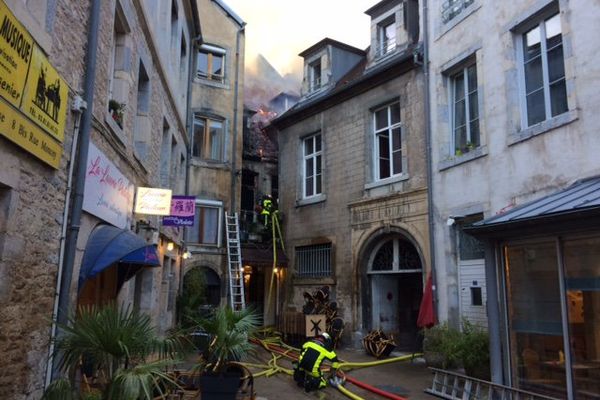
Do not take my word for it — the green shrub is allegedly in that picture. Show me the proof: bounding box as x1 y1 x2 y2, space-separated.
460 320 490 379
423 322 462 369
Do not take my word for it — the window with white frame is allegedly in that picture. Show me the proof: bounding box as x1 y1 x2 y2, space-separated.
192 115 224 161
197 44 225 82
450 63 480 155
295 243 332 278
373 102 403 180
188 200 222 246
302 133 322 198
519 13 567 127
309 59 322 92
377 18 396 56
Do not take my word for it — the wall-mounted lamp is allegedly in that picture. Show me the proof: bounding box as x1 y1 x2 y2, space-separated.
182 250 191 259
167 242 174 251
273 267 279 274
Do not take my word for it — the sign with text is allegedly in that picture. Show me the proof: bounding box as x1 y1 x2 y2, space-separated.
83 142 134 229
135 187 172 216
21 45 68 142
0 0 68 168
0 96 62 168
0 1 33 108
162 195 195 226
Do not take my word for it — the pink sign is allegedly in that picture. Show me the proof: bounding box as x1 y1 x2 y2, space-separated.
83 142 134 228
170 196 195 217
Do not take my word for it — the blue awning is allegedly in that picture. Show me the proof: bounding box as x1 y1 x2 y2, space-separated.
78 225 160 289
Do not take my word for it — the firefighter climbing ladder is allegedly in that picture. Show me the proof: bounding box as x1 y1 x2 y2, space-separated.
225 212 246 310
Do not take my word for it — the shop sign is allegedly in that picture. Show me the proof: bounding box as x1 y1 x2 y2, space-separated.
83 142 134 229
0 1 68 168
135 187 172 216
0 96 61 168
162 195 195 226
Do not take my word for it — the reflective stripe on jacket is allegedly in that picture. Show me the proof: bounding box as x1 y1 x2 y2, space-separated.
298 341 338 377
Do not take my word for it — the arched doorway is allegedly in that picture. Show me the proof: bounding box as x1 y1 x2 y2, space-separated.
365 234 423 350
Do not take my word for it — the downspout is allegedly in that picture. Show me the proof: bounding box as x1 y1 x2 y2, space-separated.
422 0 438 321
44 96 86 388
51 0 101 380
230 23 245 213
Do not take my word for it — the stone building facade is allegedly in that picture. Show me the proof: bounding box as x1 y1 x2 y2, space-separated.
426 0 600 397
273 0 427 348
427 0 600 327
0 0 197 398
185 0 245 307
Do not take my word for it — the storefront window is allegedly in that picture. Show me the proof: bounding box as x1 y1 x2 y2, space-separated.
504 241 567 398
563 236 600 398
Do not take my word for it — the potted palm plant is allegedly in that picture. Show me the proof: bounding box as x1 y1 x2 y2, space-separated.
43 304 189 400
194 306 260 400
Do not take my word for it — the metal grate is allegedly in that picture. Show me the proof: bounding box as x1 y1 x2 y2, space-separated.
295 243 332 278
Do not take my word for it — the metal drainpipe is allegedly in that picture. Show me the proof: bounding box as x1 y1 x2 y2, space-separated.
230 24 245 213
184 35 202 264
44 96 86 388
422 0 438 321
51 0 101 381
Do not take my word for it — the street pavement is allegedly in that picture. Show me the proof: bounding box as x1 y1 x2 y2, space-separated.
248 344 435 400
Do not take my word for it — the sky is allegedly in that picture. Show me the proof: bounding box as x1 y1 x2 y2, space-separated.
224 0 376 78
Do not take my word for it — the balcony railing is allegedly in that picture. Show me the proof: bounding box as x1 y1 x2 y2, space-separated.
375 36 397 59
441 0 475 23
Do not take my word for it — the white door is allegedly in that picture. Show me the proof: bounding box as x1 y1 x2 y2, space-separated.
458 258 488 327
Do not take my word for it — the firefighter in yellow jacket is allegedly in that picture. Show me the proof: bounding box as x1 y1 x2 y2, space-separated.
293 333 339 392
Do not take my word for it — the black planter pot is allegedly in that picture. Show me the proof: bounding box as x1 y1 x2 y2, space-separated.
199 373 241 400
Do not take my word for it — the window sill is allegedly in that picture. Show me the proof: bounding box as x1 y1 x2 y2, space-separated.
193 76 229 89
292 276 335 285
190 158 230 170
296 194 327 207
104 112 126 146
189 245 223 255
438 145 488 171
364 174 409 190
508 110 578 146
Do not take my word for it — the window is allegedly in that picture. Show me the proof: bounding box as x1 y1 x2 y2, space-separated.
309 59 322 92
107 2 130 130
442 0 475 23
451 64 480 155
188 200 222 246
368 238 422 273
192 116 224 161
470 287 483 306
377 18 396 56
160 120 170 187
197 44 225 82
373 102 403 180
295 243 332 278
302 134 322 198
134 61 151 159
520 13 567 127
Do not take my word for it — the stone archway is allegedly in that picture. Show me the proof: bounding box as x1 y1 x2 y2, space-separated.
358 228 424 350
182 265 222 307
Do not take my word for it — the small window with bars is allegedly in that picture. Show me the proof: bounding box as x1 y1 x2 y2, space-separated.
295 243 332 278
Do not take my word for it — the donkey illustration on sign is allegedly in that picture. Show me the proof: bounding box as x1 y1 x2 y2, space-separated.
34 65 62 123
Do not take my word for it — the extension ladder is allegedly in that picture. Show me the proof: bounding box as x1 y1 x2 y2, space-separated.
225 212 245 311
425 368 560 400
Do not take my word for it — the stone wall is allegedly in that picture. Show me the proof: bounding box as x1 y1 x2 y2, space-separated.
0 0 193 398
427 0 600 326
278 68 427 336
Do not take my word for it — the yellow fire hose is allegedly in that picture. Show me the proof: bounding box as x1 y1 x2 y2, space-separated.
244 337 421 400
